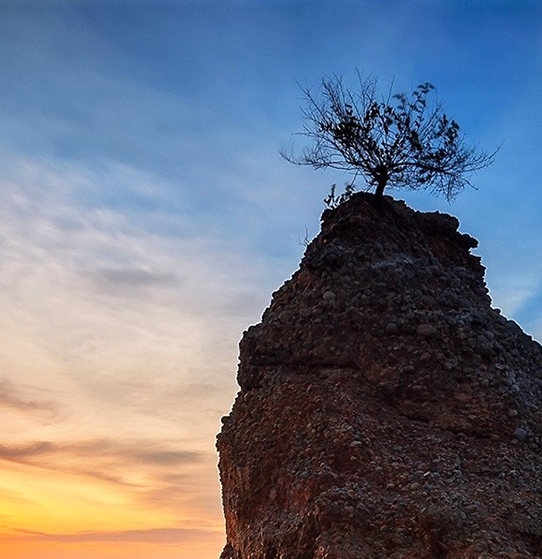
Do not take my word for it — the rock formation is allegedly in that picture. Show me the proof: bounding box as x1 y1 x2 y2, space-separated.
217 192 542 559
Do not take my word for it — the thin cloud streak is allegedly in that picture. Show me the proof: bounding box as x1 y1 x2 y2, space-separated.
0 437 201 457
0 438 202 476
3 526 222 544
0 379 57 416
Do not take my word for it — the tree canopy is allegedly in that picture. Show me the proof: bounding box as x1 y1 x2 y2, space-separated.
283 74 496 203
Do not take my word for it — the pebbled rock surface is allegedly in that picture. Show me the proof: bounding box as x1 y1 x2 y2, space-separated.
217 192 542 559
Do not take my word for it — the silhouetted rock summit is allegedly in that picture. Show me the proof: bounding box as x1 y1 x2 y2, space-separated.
217 192 542 559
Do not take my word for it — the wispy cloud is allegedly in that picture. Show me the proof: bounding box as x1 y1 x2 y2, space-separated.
3 526 222 544
0 438 202 477
0 150 269 401
0 134 357 535
0 378 57 416
0 436 215 520
0 150 266 543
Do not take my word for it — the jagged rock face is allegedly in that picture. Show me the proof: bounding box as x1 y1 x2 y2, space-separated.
217 193 542 559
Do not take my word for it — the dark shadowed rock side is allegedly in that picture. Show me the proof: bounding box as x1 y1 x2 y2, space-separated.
217 192 542 559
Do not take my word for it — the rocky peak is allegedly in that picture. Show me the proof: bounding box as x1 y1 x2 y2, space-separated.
217 192 542 559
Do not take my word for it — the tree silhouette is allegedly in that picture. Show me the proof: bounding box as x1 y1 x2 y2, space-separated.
283 74 496 202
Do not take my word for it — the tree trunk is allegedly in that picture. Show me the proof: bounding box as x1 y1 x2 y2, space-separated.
375 178 387 198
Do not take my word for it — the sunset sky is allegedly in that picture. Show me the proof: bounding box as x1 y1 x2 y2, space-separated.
1 1 542 558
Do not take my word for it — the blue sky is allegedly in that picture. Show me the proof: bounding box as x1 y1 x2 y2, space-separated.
1 2 542 558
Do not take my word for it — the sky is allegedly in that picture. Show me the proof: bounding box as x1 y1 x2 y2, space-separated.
0 1 541 558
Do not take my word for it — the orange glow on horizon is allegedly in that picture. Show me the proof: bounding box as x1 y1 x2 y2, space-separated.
0 539 225 559
0 458 225 559
0 460 166 532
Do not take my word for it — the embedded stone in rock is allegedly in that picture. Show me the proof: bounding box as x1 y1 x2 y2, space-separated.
416 324 436 337
217 192 542 559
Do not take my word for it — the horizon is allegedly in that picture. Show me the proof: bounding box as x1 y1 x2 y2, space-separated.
1 1 542 558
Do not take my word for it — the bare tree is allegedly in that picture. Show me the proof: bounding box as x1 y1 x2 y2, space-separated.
283 74 496 202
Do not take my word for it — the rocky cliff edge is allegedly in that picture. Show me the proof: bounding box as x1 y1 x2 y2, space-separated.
217 192 542 559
